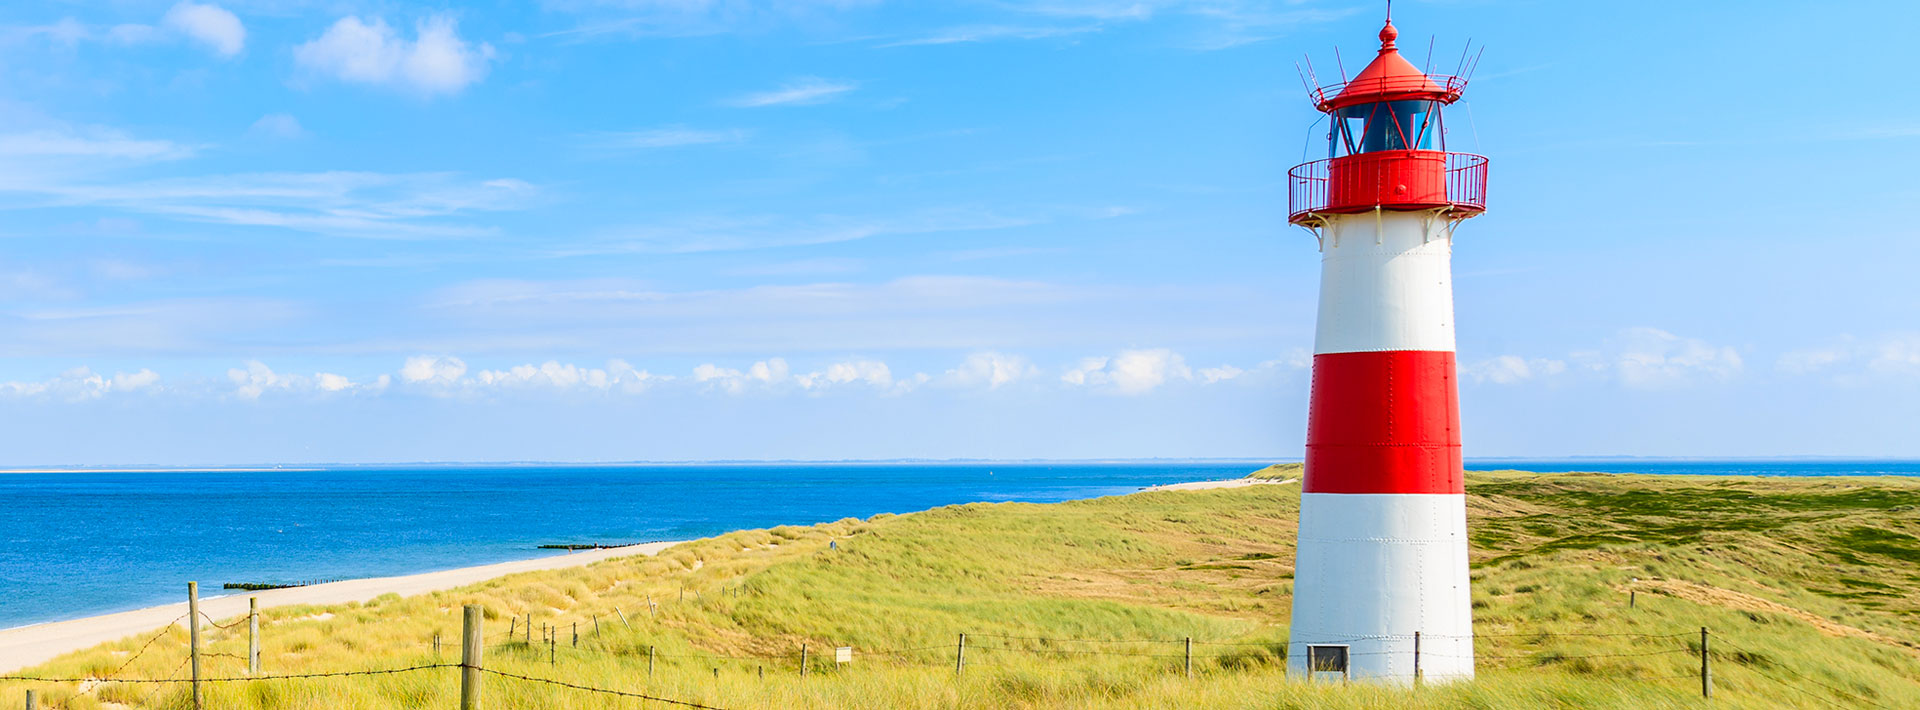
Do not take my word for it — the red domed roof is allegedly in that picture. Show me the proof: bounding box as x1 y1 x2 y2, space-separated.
1312 20 1465 112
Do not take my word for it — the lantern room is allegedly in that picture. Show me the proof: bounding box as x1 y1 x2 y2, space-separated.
1288 19 1487 228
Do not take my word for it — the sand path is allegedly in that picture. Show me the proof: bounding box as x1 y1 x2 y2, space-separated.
0 542 680 674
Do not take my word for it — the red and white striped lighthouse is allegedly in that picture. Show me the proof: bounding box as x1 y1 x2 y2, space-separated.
1284 15 1487 683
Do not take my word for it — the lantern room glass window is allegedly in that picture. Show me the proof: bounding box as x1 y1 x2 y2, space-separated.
1330 100 1442 157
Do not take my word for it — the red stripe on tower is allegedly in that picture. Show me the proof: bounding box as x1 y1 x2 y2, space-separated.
1304 351 1462 495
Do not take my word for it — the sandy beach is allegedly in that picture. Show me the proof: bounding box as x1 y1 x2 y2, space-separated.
1142 477 1295 492
0 541 679 675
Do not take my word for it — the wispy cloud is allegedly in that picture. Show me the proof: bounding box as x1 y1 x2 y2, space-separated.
0 127 196 161
725 77 857 107
552 208 1036 255
587 126 748 150
879 24 1099 47
0 171 538 239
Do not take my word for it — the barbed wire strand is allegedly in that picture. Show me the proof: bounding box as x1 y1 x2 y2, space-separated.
107 614 190 677
480 668 729 709
1 663 454 685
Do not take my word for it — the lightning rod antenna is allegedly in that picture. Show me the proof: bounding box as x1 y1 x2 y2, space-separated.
1334 47 1349 84
1465 46 1488 82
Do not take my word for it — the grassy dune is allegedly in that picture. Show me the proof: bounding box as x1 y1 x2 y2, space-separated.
9 471 1920 709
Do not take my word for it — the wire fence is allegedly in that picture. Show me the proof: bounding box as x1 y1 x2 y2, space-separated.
2 593 1906 710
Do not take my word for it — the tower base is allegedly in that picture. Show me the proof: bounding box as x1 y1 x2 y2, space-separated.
1287 492 1474 683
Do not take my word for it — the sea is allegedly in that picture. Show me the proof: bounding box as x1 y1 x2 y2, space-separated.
3 459 1916 630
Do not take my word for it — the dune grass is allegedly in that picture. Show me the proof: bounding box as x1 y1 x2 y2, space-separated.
8 470 1920 709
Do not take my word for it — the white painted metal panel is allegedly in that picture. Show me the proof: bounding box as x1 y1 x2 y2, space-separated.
1314 212 1457 355
1287 492 1475 683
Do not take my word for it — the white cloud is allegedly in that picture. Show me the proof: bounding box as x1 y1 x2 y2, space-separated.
693 357 791 393
316 372 354 391
1464 355 1568 385
294 15 495 95
472 359 661 393
0 367 160 401
249 113 306 139
1611 327 1743 389
400 355 468 384
725 77 857 107
795 360 895 391
1777 333 1920 381
1197 364 1243 384
942 351 1036 389
1061 348 1191 394
163 2 244 57
227 361 299 399
230 362 387 398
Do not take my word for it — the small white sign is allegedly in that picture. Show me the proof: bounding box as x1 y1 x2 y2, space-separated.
834 646 853 664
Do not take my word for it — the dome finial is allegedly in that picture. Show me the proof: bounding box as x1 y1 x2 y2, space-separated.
1379 18 1398 53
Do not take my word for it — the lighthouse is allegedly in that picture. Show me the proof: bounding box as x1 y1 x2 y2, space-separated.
1284 15 1487 683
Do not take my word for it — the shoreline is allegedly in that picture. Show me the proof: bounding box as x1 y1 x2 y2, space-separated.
1142 477 1296 492
0 541 681 675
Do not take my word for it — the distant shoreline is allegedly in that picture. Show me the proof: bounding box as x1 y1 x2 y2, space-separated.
6 456 1917 474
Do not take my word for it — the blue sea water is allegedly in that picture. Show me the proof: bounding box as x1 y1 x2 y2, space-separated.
0 462 1255 629
3 459 1915 630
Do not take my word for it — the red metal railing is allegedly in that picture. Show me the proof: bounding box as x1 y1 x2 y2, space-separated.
1288 152 1487 226
1309 74 1468 111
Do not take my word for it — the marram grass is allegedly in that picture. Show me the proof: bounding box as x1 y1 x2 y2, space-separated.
9 471 1920 709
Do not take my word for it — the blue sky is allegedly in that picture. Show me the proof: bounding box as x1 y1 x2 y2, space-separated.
0 0 1915 466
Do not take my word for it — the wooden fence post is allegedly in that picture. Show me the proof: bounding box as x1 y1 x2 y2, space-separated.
548 635 556 666
460 605 482 710
1413 631 1423 686
249 597 261 676
1701 627 1713 699
615 607 631 629
801 644 809 677
955 634 966 676
23 689 34 710
648 645 655 677
434 632 442 660
188 582 202 710
573 622 578 647
508 617 516 640
593 615 600 636
1184 637 1192 679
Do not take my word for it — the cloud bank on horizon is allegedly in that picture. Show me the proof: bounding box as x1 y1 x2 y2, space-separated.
0 0 1916 464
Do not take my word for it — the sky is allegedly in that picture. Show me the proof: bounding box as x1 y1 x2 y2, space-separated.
0 0 1916 466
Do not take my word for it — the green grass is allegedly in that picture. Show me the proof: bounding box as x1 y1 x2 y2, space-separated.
8 470 1920 709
